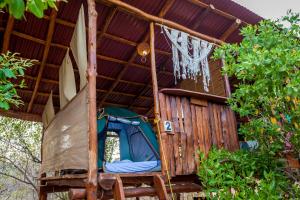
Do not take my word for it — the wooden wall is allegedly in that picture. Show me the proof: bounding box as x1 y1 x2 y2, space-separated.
177 60 226 97
158 91 239 177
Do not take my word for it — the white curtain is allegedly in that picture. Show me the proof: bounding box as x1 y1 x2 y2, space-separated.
59 49 77 109
162 25 213 92
70 4 87 89
42 91 55 127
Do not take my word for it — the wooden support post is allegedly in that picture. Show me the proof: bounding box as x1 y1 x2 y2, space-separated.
39 173 47 200
86 0 98 200
149 22 159 124
113 176 125 200
2 15 14 52
153 174 168 200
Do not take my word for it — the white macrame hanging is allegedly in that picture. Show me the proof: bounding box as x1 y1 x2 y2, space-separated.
161 25 213 92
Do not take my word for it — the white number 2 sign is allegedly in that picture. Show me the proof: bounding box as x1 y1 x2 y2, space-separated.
163 121 173 133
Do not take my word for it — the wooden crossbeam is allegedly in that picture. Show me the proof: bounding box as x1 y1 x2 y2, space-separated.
2 15 14 52
187 0 248 26
219 19 241 41
0 109 42 122
98 0 175 108
191 4 215 30
27 8 59 112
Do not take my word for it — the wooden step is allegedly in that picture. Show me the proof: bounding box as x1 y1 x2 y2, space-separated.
153 174 168 200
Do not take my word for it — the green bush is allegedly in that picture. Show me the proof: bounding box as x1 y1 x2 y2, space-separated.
197 148 299 199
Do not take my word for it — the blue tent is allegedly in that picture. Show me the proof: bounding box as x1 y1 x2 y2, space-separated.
97 107 161 173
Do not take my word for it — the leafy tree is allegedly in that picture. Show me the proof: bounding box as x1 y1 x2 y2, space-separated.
0 52 33 110
0 0 58 19
0 116 42 199
214 11 300 157
196 11 300 199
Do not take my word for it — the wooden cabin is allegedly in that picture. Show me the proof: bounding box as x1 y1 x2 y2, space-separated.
0 0 262 199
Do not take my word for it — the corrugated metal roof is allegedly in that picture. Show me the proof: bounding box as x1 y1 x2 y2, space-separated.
0 0 262 116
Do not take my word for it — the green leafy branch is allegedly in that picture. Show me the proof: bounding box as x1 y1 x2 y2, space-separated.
0 52 34 110
0 0 59 19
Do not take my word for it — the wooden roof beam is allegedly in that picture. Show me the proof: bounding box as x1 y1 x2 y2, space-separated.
187 0 248 26
103 0 223 45
98 0 176 108
43 14 171 56
11 30 172 73
191 4 215 30
27 8 59 112
2 16 14 52
219 19 241 41
96 7 117 44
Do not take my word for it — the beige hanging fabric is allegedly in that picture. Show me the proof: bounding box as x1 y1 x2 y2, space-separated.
41 87 89 173
70 4 87 89
42 91 55 127
59 49 77 109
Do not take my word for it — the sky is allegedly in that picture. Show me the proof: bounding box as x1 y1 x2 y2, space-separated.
232 0 300 20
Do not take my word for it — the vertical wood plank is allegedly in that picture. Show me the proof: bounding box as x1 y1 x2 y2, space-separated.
196 106 206 155
208 103 217 147
220 106 230 150
165 95 175 176
180 97 188 174
191 104 199 171
158 93 169 174
214 104 224 148
170 96 180 175
181 97 194 174
176 97 184 175
202 106 212 155
227 108 239 150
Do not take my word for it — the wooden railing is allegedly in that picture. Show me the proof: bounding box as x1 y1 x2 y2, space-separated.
158 88 239 177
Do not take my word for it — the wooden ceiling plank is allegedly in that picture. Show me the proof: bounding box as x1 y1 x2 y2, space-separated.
27 8 59 112
2 15 14 52
98 0 176 108
219 19 241 41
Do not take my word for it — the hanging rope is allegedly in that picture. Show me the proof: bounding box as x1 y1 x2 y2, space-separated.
154 117 175 200
160 24 213 92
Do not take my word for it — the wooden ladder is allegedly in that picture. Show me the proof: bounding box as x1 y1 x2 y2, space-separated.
113 174 169 200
